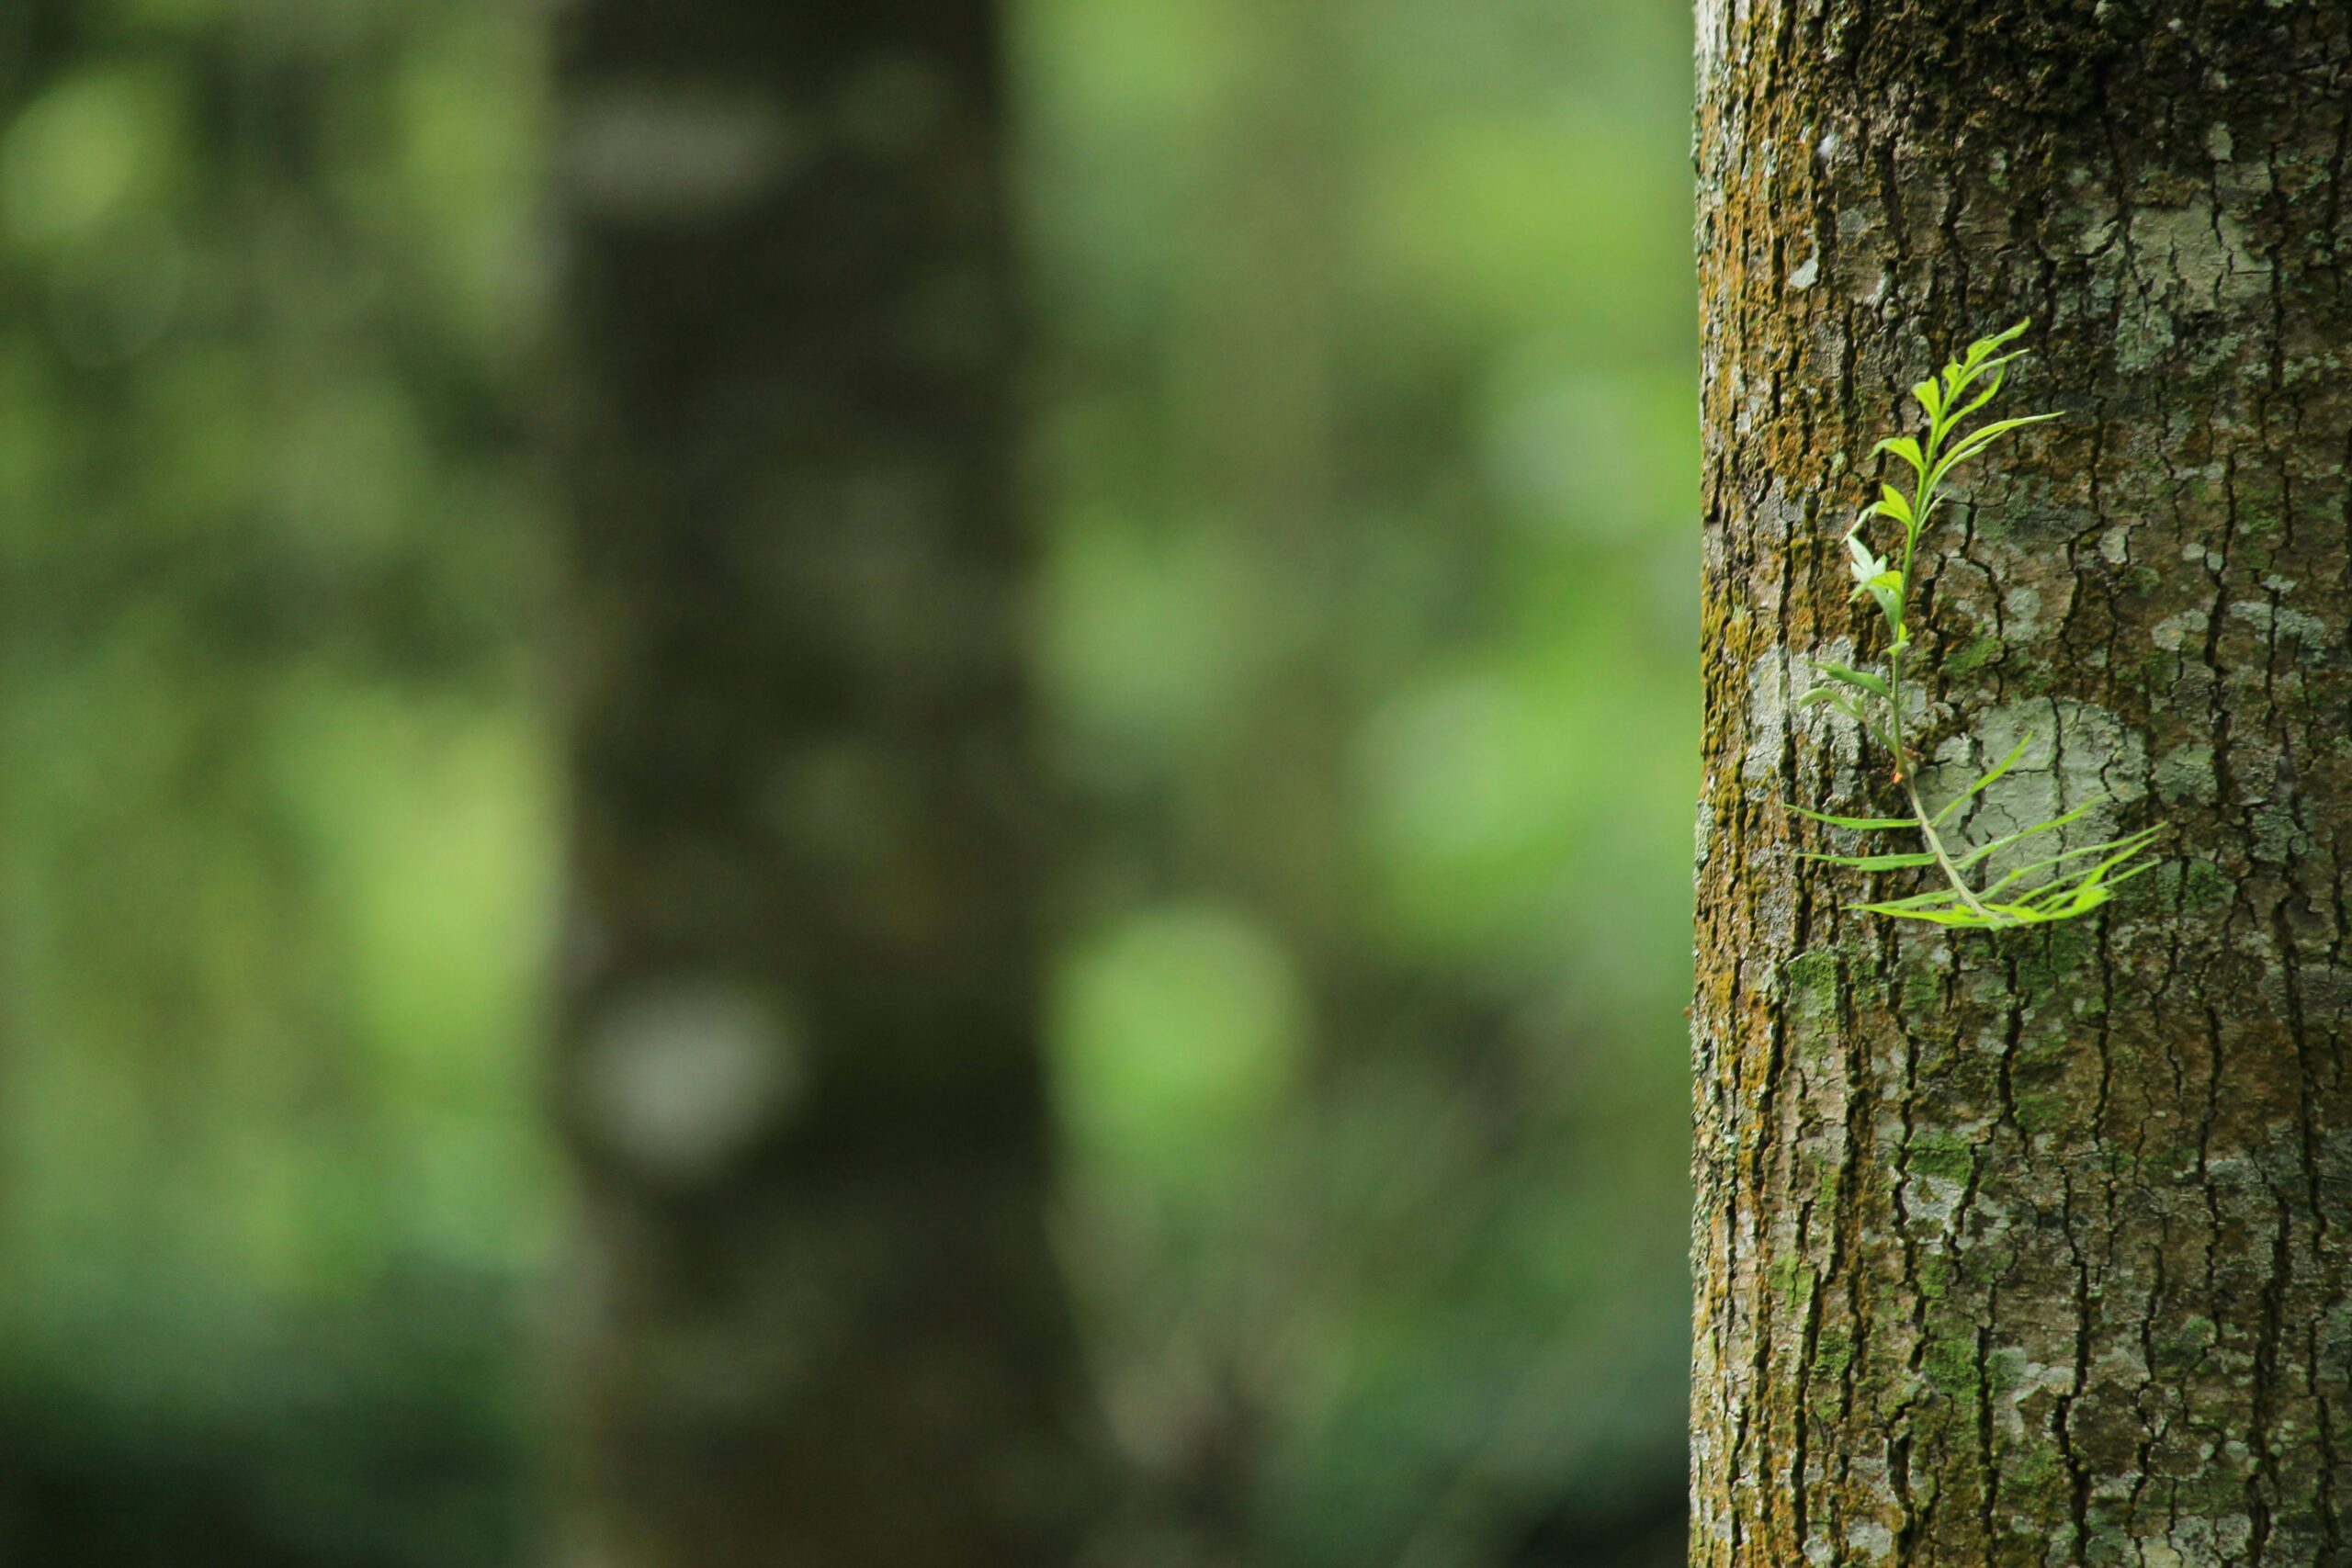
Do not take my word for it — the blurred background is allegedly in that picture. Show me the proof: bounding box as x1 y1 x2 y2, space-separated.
0 1 1695 1564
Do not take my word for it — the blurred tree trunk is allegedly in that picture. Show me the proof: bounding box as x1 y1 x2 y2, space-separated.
548 3 1098 1563
1693 5 2352 1564
1178 0 1350 984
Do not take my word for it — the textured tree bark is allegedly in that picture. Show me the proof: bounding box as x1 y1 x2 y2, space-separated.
1693 5 2352 1565
548 3 1099 1563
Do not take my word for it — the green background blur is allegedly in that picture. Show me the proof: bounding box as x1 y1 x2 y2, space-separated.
0 1 1696 1563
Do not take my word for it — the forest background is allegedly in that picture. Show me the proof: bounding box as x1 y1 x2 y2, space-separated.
0 2 1698 1563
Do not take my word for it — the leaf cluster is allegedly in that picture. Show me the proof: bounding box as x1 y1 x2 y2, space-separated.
1792 322 2166 931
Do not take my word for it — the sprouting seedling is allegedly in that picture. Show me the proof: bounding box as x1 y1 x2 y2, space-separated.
1792 321 2166 930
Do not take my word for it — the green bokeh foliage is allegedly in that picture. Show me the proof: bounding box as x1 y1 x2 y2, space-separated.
0 0 1697 1562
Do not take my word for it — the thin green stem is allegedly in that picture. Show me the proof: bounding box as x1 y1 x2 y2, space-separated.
1884 641 2000 923
1905 774 2002 922
1884 395 2004 922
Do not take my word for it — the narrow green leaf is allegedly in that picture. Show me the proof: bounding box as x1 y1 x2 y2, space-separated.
1947 362 2012 426
1871 434 1925 476
1951 799 2104 869
1845 529 1878 576
1987 906 2064 927
1803 850 1940 870
1817 661 1889 698
1789 806 1914 830
1968 319 2033 361
1926 412 2061 490
2015 831 2166 908
2018 879 2114 918
1861 903 2003 927
1933 363 1983 424
1862 572 1905 627
2099 858 2164 890
1974 828 2167 898
1874 484 1915 526
1860 887 1973 911
1796 690 1870 729
1947 410 2061 452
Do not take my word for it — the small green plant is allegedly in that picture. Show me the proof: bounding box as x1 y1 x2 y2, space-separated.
1794 321 2165 930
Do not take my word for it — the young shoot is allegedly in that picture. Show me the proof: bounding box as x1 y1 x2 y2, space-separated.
1793 321 2166 930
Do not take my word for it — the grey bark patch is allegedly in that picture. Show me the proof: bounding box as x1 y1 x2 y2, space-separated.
2151 608 2209 650
2154 742 2219 805
2230 599 2336 648
1742 648 1793 787
578 979 804 1184
1920 698 2150 880
564 86 802 221
1750 641 1872 788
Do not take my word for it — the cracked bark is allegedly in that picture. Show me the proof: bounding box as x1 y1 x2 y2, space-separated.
1693 4 2352 1564
548 2 1100 1562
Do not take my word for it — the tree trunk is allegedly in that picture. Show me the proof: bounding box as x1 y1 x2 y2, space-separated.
548 3 1098 1563
1693 5 2352 1564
